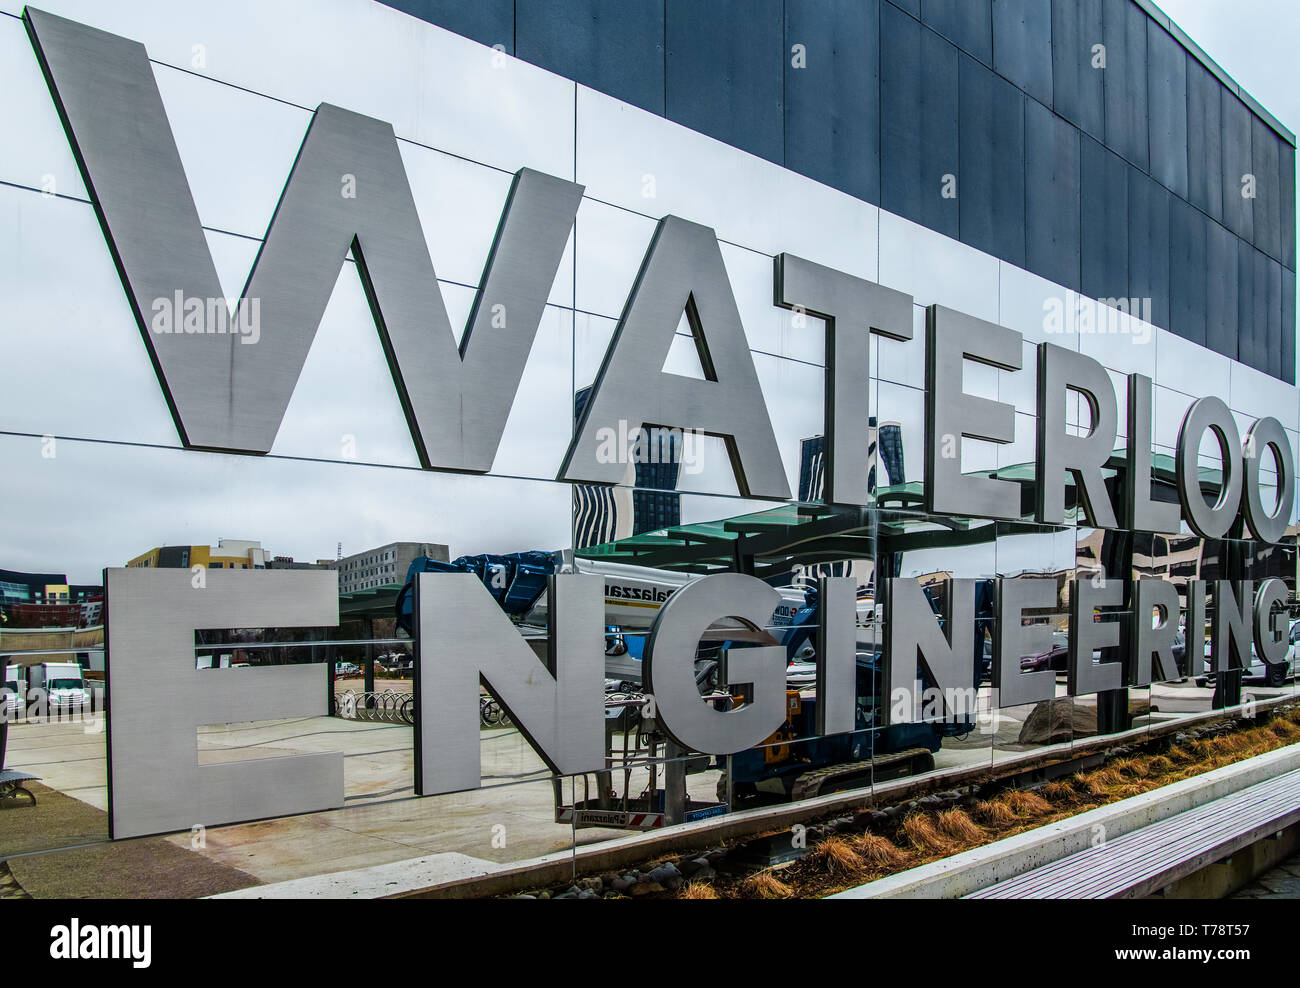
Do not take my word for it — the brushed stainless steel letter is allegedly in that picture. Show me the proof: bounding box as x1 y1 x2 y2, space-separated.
773 255 913 505
1176 397 1244 539
1241 417 1296 544
884 578 976 723
1210 580 1254 674
560 216 791 499
27 8 582 467
925 306 1023 519
1067 577 1123 695
1185 580 1207 678
1254 578 1290 667
1131 578 1183 686
992 578 1057 707
104 569 342 840
414 573 605 796
1035 345 1119 527
1126 374 1182 534
816 577 859 736
642 574 787 754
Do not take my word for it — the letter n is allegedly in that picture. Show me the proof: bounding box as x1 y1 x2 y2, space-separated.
413 573 606 795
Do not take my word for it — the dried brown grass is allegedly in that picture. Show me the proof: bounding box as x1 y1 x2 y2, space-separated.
809 836 865 876
740 871 793 899
679 881 720 899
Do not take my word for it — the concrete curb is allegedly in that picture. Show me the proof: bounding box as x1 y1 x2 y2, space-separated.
829 742 1300 899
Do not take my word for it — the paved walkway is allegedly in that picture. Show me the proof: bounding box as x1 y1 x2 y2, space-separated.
1229 852 1300 899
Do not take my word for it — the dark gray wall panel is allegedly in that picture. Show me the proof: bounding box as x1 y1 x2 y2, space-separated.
784 0 880 203
516 0 665 114
1128 169 1170 330
1281 142 1296 271
958 53 1026 265
1146 22 1188 199
992 0 1052 107
1264 252 1283 379
1080 135 1128 304
1206 219 1239 360
1283 267 1295 384
1222 92 1255 242
1051 0 1104 141
1169 195 1208 346
382 0 514 51
881 4 960 237
1238 241 1268 373
1101 0 1148 171
665 0 785 165
921 0 993 64
1186 54 1224 224
1025 99 1081 290
1250 117 1282 263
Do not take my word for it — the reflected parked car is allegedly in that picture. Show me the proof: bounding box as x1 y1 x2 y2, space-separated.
1195 640 1294 688
1019 631 1070 672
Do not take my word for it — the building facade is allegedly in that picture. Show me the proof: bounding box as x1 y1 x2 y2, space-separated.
330 542 449 594
2 0 1298 888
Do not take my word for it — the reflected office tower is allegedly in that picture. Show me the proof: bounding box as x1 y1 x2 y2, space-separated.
571 388 683 549
797 419 905 503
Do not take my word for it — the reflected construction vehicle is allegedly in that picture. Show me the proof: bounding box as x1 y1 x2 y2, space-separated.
398 553 997 807
3 664 26 718
27 661 89 709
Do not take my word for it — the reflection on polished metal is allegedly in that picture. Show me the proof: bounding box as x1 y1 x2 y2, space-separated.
1126 374 1182 534
1253 578 1290 666
1131 577 1184 686
815 577 858 736
27 8 582 467
773 255 913 505
1242 417 1296 543
992 578 1056 707
642 574 786 754
1067 578 1123 695
561 216 790 499
884 578 975 723
104 569 343 840
1176 397 1244 539
1185 580 1208 678
1035 345 1119 528
925 306 1023 520
1211 579 1254 674
413 573 604 796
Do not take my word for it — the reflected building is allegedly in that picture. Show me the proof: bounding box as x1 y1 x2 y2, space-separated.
572 387 683 549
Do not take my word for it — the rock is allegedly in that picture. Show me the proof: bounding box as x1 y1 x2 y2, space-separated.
689 865 716 882
680 857 712 878
579 877 603 894
577 890 600 900
1018 697 1153 744
648 862 682 889
917 794 944 808
648 862 681 884
610 875 636 892
628 881 665 897
513 894 536 899
553 891 577 900
537 890 551 900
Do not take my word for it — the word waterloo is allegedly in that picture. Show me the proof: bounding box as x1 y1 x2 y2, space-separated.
22 11 1298 837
